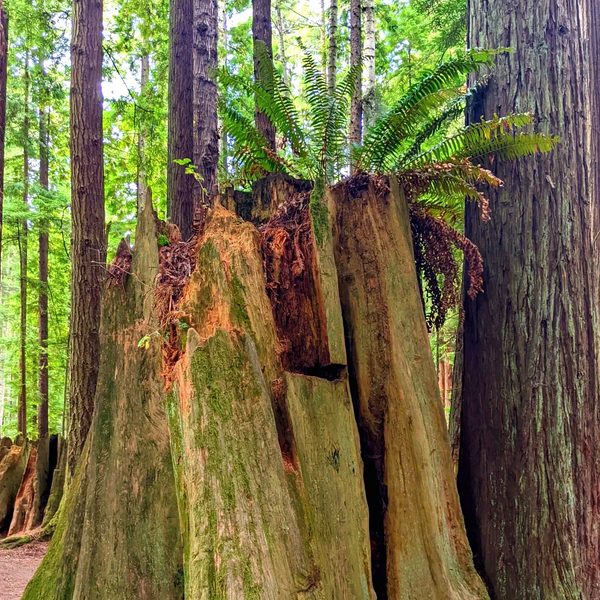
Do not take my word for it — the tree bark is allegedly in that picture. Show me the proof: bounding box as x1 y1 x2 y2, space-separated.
349 0 362 172
68 0 107 475
330 176 488 600
457 2 600 598
0 3 7 284
18 55 29 439
327 0 337 93
168 0 195 240
274 0 289 87
39 106 49 439
193 0 219 204
362 0 376 130
137 53 149 214
253 0 277 149
0 442 30 533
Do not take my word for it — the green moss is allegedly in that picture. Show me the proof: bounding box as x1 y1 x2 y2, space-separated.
309 177 330 247
229 274 252 331
158 233 170 247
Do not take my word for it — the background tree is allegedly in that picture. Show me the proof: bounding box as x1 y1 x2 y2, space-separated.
456 1 600 598
252 0 276 149
68 0 106 473
349 0 361 167
0 0 7 280
168 0 194 239
193 0 219 204
327 0 337 92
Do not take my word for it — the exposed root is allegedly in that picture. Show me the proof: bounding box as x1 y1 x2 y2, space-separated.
154 204 209 383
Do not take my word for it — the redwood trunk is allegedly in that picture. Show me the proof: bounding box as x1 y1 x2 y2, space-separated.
252 0 276 150
192 0 219 204
39 107 49 439
18 56 29 438
349 0 361 170
327 0 337 92
68 0 107 474
0 3 6 281
168 0 195 239
457 2 600 598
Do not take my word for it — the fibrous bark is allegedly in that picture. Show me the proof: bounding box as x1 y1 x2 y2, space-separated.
68 0 107 474
168 0 195 239
252 0 277 150
362 0 376 129
8 446 37 536
349 0 362 167
193 0 219 203
457 2 600 598
18 55 29 438
329 176 487 599
24 197 183 600
327 0 337 92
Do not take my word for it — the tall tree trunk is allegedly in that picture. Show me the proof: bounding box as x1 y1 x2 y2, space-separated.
68 0 107 475
168 0 195 239
274 0 289 87
327 0 337 93
18 55 29 439
252 0 276 149
0 3 7 284
193 0 219 204
137 53 149 214
362 0 375 129
349 0 361 172
218 0 228 175
38 106 49 439
457 1 600 598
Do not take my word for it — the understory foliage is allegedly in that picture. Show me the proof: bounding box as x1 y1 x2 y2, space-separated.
221 47 559 327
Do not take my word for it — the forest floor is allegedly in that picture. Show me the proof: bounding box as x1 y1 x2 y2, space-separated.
0 541 48 599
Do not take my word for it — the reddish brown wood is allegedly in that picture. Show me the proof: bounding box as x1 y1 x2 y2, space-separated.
458 1 600 598
68 0 107 474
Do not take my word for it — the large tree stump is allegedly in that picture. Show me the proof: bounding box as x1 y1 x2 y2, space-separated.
8 445 37 535
167 205 374 598
42 436 66 529
329 175 488 599
23 198 183 600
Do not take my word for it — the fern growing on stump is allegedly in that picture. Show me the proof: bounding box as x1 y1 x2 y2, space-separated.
220 45 559 327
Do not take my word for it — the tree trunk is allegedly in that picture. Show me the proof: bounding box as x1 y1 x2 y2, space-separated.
39 106 49 439
218 0 228 174
68 0 107 475
362 0 376 130
18 55 29 439
42 435 66 529
193 0 219 204
327 0 337 93
274 0 289 87
168 0 195 240
457 2 600 598
0 2 7 284
349 0 362 171
329 176 488 600
253 0 277 149
24 199 183 600
137 53 149 213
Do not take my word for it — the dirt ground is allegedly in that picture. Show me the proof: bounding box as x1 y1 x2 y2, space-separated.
0 541 48 600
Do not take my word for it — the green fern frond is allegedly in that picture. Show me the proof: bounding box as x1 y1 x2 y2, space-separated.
406 114 540 167
253 42 308 157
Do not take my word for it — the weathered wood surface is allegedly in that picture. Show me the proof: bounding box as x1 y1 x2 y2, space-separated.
0 441 30 532
330 176 487 599
24 199 183 600
168 205 374 598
